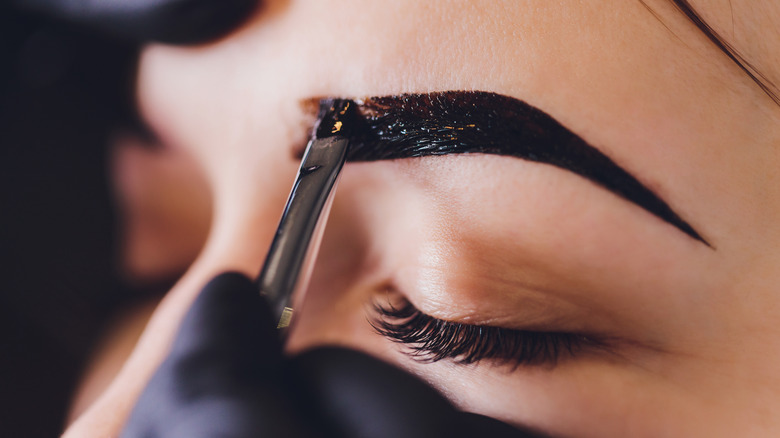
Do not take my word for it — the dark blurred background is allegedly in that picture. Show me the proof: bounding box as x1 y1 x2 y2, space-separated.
0 7 141 437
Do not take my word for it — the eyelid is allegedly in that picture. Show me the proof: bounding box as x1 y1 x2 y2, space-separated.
370 297 604 368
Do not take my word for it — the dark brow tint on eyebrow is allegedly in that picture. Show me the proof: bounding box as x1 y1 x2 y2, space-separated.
316 91 708 245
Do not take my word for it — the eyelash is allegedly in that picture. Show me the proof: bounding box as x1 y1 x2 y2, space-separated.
371 299 596 367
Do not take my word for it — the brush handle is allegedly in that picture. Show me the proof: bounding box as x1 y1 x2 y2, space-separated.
256 136 348 332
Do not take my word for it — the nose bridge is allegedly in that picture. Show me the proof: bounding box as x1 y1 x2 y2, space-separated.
306 165 393 294
286 162 428 350
312 160 439 285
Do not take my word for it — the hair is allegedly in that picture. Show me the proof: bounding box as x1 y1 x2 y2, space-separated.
643 0 780 105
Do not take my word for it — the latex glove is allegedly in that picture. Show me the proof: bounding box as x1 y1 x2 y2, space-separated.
3 0 258 44
122 272 546 438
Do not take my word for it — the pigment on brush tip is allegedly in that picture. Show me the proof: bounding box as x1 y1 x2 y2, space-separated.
315 98 361 139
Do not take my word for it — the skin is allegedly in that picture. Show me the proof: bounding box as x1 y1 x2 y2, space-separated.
63 0 780 437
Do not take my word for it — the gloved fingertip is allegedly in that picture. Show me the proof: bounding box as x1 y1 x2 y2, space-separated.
290 347 462 438
459 412 551 438
169 271 281 364
123 272 315 438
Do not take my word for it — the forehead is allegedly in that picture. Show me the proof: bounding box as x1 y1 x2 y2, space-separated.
207 0 772 155
228 0 759 107
147 0 767 141
140 0 780 251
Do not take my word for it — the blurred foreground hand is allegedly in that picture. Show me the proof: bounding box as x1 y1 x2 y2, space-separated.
4 0 258 44
121 273 544 438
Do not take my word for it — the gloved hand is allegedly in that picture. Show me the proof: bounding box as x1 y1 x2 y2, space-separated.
122 272 546 438
3 0 258 44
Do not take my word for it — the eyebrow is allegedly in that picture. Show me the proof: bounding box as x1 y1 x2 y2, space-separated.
316 91 708 245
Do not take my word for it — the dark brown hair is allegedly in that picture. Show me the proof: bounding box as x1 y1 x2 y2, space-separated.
644 0 779 105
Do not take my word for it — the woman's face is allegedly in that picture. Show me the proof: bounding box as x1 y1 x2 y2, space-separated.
115 0 780 436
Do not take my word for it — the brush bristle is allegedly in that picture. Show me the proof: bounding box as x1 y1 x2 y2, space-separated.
315 99 359 139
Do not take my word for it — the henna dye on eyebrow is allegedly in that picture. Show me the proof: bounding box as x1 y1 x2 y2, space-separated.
315 91 707 245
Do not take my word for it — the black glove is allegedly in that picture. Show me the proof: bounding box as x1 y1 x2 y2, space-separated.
3 0 259 44
122 272 546 438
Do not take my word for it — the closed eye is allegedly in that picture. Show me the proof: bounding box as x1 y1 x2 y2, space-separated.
370 298 603 368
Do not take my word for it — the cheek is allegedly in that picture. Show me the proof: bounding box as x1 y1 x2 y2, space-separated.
406 357 721 438
111 133 212 281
